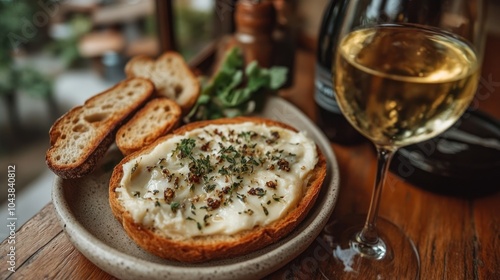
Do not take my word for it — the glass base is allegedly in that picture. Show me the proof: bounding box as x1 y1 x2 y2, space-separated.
318 214 420 279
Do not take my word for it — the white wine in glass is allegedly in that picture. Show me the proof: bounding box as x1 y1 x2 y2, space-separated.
320 0 485 279
337 25 479 148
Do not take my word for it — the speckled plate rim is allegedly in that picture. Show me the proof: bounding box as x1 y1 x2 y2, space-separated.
51 96 340 280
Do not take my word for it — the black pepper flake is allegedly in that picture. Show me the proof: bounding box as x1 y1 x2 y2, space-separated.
201 142 210 151
207 198 221 210
155 201 161 207
265 131 280 145
167 173 174 182
162 168 170 177
232 181 242 190
248 187 266 197
152 189 159 195
189 173 201 184
164 188 175 203
214 189 223 199
277 159 290 172
132 191 141 197
266 181 277 189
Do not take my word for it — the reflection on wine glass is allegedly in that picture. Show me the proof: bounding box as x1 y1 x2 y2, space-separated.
320 0 485 279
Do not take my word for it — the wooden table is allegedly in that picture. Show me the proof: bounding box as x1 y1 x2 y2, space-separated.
2 36 499 279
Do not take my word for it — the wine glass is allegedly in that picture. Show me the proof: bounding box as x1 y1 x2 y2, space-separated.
320 0 486 278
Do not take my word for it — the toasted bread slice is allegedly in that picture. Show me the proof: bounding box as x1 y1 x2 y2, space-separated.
116 97 182 156
109 117 327 262
46 78 154 179
125 52 200 114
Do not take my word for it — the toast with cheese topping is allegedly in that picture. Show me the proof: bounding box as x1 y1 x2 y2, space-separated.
109 117 326 262
46 78 154 179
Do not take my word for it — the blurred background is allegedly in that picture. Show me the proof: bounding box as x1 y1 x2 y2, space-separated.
0 0 499 241
0 0 329 240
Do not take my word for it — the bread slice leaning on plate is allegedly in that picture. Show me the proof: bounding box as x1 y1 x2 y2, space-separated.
46 78 154 179
125 52 200 115
109 117 327 262
116 97 182 156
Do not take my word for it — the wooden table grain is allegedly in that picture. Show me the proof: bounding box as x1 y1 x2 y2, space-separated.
2 36 499 279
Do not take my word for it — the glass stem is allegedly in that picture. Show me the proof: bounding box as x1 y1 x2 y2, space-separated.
358 146 396 245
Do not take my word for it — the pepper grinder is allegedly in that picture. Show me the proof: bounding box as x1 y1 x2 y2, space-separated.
234 0 276 68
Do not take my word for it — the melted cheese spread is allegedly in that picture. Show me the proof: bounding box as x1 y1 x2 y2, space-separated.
115 122 318 238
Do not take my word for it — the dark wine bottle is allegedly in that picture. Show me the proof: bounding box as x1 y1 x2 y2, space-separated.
314 0 365 145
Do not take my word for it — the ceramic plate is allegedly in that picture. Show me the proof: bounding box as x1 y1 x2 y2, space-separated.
52 96 340 280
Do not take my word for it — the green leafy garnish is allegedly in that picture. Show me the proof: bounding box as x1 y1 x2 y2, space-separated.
185 47 288 121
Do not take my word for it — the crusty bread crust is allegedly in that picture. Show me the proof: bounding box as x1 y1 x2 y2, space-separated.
46 78 154 179
109 117 327 262
125 52 200 114
115 97 181 156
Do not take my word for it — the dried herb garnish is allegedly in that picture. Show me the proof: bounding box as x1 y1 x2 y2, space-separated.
204 184 217 193
236 192 247 202
203 214 212 226
272 193 284 202
131 161 139 174
175 138 196 158
171 201 180 212
261 204 269 216
186 216 202 230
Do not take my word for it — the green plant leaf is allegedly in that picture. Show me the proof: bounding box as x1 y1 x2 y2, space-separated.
185 46 289 121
